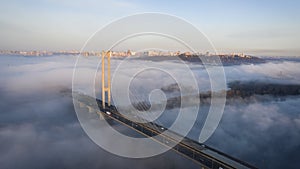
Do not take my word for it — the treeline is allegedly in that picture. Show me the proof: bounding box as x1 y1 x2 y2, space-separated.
228 81 300 97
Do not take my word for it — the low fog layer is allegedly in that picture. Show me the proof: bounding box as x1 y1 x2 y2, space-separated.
0 55 199 169
1 55 300 169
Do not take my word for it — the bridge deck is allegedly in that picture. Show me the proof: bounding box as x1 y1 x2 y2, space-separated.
74 93 257 169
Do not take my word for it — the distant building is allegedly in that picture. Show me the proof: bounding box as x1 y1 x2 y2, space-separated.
126 50 132 56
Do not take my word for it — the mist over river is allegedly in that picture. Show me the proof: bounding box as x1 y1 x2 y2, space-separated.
0 55 300 169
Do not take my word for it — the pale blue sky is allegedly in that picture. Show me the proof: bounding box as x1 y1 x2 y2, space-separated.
0 0 299 56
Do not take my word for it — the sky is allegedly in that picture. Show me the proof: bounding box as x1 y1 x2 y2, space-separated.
0 0 300 56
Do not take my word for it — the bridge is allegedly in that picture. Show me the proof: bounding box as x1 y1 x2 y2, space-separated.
73 51 257 169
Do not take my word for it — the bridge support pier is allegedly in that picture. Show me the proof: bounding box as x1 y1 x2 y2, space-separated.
101 51 111 109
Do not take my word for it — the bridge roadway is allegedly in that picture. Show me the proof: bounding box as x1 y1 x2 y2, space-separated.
73 92 257 169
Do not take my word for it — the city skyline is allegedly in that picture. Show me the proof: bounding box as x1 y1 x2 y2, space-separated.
0 49 254 57
0 0 300 56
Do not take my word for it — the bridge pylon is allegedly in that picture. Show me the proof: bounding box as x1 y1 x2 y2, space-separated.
101 50 111 108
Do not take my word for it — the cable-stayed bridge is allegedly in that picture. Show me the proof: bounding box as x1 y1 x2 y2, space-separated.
73 51 257 169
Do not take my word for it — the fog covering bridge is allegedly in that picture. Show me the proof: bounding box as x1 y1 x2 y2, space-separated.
73 51 257 169
73 92 257 169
